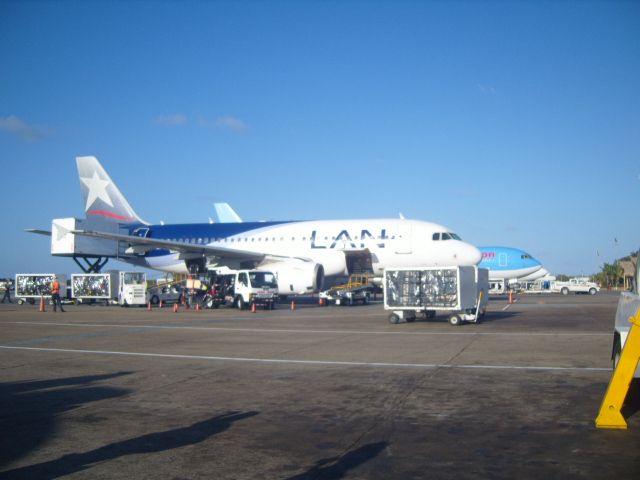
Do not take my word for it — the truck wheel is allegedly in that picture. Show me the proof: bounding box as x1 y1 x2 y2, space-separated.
449 314 462 326
236 296 245 310
589 288 597 295
561 287 569 295
388 313 400 324
150 295 160 305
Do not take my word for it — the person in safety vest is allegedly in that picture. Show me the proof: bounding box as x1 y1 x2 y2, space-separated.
51 276 65 312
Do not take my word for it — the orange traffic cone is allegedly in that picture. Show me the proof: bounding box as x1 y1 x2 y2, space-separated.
147 301 152 311
159 300 164 308
319 297 325 306
251 302 256 313
173 303 178 313
508 291 513 304
39 296 45 312
290 300 296 311
195 303 201 311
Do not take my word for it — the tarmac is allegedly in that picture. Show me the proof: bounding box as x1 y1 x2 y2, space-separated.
0 292 639 479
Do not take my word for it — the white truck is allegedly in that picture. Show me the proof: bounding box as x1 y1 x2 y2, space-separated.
384 266 488 326
71 271 147 306
119 272 147 306
15 274 68 305
213 269 279 310
552 278 600 295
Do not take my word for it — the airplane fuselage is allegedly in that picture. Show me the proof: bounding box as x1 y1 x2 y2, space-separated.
135 219 481 275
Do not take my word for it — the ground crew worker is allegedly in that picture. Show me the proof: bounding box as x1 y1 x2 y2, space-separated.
1 280 11 303
51 276 65 312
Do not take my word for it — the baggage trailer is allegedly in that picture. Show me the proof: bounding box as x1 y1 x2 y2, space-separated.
71 272 118 304
70 271 146 306
15 273 67 305
384 266 486 326
611 291 640 378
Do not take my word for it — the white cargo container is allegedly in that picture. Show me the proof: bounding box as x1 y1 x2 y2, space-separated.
15 273 67 304
611 292 640 378
384 266 484 326
71 271 118 303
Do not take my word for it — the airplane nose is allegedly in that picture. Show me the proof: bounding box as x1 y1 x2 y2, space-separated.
468 244 482 265
453 243 482 266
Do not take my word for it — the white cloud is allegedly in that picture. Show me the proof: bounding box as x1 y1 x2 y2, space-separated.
476 84 497 95
0 115 49 142
154 113 187 126
198 115 248 132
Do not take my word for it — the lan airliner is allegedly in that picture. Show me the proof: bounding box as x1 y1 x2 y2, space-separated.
29 156 482 295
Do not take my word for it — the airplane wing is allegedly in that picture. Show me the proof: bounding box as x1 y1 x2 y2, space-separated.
71 229 277 262
25 229 52 236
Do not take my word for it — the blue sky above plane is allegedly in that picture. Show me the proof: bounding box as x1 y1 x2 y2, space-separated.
1 1 639 277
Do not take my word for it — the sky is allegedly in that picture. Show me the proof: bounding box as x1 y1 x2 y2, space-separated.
0 0 638 278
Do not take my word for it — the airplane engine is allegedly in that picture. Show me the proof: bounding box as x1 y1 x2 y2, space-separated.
268 263 325 294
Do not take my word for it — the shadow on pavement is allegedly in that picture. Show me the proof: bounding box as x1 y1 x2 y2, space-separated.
286 441 388 480
1 410 258 479
0 372 133 468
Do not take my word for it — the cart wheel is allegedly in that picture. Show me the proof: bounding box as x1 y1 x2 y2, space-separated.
449 314 462 326
388 313 400 324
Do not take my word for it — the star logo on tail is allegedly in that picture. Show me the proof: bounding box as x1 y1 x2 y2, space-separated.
81 171 113 210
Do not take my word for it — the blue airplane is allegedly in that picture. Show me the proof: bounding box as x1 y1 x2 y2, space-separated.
479 246 547 281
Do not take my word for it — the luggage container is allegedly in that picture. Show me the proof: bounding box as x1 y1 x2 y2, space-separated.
15 273 67 304
384 266 485 326
71 271 118 304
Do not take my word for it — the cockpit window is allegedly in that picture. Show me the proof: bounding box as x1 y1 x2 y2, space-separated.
521 254 532 260
433 232 462 241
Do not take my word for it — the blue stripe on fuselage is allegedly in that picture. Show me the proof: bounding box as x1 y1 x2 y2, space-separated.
127 221 298 258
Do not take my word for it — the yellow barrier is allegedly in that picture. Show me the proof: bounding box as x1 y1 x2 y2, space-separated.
596 308 640 429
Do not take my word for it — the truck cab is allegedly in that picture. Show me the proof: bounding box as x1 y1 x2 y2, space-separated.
119 272 147 306
216 269 279 310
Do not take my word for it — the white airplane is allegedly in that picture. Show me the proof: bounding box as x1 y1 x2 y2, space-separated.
29 156 482 295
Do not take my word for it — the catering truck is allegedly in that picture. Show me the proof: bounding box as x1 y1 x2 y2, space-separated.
15 273 67 304
212 269 279 310
384 266 487 326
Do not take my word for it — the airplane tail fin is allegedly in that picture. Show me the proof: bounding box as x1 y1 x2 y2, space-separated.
76 156 148 225
213 202 243 223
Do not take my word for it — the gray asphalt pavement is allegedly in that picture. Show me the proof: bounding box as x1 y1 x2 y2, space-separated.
1 292 638 479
